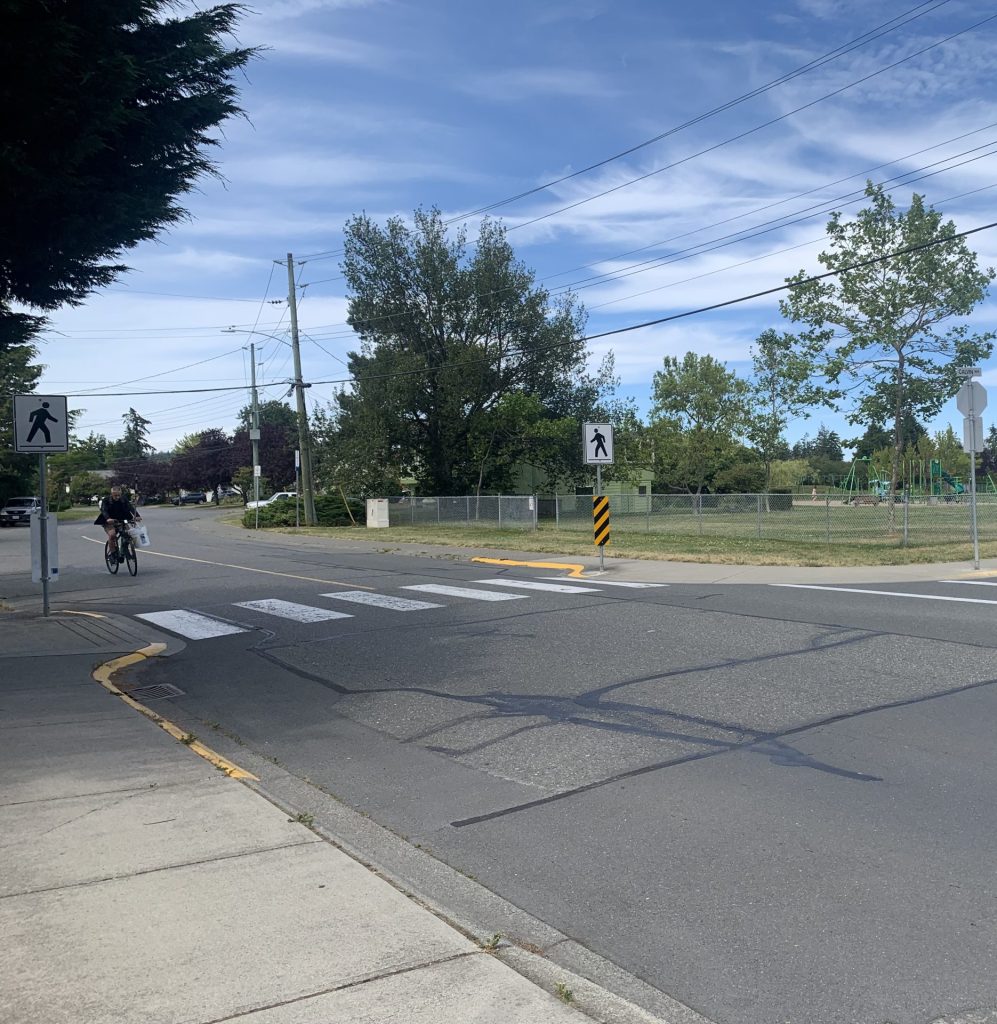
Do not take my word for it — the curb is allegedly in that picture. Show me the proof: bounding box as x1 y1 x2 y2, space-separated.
91 644 258 781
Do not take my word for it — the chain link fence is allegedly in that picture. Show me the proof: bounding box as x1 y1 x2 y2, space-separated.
379 491 997 546
384 495 538 530
552 491 997 547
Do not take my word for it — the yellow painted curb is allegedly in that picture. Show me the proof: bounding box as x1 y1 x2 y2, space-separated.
471 556 587 578
92 644 257 781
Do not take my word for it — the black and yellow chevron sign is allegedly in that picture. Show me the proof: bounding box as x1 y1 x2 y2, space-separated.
593 495 610 547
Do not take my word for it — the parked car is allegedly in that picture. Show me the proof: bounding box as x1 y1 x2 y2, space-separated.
0 496 42 527
246 491 296 510
172 492 207 505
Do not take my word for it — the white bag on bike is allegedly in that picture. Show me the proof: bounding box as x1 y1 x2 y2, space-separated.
129 524 151 548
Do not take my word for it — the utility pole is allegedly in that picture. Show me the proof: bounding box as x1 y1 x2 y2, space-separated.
249 342 261 530
285 252 317 525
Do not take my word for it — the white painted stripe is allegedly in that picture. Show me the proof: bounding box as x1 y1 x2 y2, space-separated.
771 584 997 606
234 599 353 623
940 579 997 586
402 584 526 602
135 610 248 639
543 577 668 588
319 590 443 611
472 578 602 594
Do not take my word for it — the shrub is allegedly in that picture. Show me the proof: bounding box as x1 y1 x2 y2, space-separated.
242 495 366 529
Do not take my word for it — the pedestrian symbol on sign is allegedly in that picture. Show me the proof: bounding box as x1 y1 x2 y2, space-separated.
591 427 608 459
26 402 59 444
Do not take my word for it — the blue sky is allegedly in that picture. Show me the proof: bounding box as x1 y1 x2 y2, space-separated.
36 0 997 457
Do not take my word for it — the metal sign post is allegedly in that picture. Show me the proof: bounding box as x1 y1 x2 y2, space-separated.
295 449 301 529
584 423 614 570
957 369 986 570
13 395 69 616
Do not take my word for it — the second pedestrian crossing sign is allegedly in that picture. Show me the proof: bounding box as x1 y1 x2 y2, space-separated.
583 422 614 464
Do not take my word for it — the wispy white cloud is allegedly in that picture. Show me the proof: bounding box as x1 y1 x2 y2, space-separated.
461 67 621 101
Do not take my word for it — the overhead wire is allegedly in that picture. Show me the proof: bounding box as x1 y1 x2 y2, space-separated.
61 219 997 398
294 133 997 344
506 11 997 233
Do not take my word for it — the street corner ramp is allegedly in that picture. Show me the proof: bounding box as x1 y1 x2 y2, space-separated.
0 609 185 659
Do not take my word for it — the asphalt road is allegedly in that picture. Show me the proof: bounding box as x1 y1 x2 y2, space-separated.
4 506 995 1024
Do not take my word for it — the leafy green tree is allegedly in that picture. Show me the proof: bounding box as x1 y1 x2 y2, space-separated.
1 2 255 345
338 208 592 494
781 182 994 522
170 428 233 501
68 471 109 505
747 328 814 489
649 352 750 494
238 400 298 432
110 455 171 498
851 414 924 460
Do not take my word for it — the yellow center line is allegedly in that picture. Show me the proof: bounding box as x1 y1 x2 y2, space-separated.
472 556 587 578
80 535 373 589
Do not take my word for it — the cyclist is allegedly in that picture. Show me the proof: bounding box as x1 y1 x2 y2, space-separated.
95 486 141 563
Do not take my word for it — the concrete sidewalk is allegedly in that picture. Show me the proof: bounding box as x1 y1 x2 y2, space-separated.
0 611 674 1024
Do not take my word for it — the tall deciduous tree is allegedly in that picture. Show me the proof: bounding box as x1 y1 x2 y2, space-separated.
338 209 592 494
171 428 233 500
781 183 994 522
747 328 814 489
0 2 255 343
649 352 750 495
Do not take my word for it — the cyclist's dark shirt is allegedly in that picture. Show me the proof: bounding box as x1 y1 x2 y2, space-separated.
95 496 138 526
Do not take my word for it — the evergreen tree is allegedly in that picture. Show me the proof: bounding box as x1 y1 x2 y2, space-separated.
1 2 255 343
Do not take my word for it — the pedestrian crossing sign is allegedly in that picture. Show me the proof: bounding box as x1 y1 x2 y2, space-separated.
13 395 69 453
583 422 614 464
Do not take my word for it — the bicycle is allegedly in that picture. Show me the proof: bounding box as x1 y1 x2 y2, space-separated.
104 521 138 577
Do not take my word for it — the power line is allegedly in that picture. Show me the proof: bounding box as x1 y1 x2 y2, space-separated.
297 135 997 343
61 219 997 399
289 0 954 259
506 11 997 233
449 0 955 225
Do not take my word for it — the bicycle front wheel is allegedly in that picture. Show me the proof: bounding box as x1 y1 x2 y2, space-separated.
105 541 119 574
124 539 138 576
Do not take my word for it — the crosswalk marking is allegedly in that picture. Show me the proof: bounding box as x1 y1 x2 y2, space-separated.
542 577 668 588
402 584 526 601
771 584 997 605
135 610 248 639
472 578 602 594
319 590 443 611
234 599 353 622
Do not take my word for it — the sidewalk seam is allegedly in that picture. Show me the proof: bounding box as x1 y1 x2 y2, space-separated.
198 951 489 1024
0 838 322 900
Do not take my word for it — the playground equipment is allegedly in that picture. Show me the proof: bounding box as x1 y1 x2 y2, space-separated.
929 458 964 498
838 456 868 503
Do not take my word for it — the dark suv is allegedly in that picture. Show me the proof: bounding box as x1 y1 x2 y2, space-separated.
172 492 207 505
0 497 41 527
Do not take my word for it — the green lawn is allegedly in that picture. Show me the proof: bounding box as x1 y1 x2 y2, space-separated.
260 520 997 567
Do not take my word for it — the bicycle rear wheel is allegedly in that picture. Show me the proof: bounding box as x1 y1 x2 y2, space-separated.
105 540 119 574
124 538 138 576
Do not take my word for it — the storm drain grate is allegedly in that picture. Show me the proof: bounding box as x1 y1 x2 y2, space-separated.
123 683 185 701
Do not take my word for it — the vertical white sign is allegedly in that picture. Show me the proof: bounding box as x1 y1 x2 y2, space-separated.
583 422 614 465
13 395 69 453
